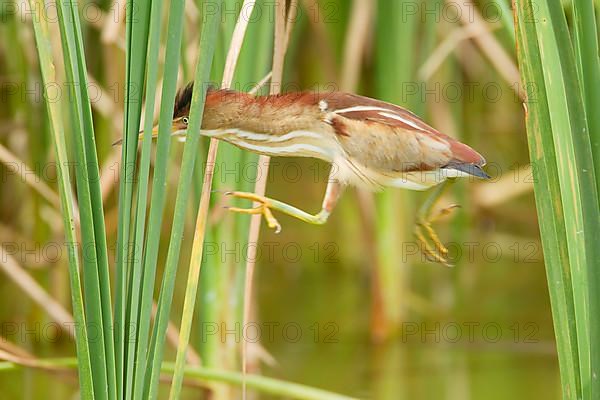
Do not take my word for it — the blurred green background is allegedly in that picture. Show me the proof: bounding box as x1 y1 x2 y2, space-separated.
0 0 559 398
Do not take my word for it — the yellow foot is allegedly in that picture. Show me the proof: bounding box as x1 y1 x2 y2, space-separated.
224 191 282 233
414 204 460 267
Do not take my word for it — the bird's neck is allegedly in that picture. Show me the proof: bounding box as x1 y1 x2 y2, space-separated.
202 89 321 134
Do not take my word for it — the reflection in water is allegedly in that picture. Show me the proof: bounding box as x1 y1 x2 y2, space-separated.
257 259 559 399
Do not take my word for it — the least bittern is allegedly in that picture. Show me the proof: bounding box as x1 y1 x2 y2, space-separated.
123 83 489 265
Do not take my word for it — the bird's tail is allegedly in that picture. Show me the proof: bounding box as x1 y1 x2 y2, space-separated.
443 163 491 179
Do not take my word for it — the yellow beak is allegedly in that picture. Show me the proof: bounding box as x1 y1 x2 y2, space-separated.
112 121 181 146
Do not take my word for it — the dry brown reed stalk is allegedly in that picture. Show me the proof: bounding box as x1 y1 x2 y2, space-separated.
0 350 73 373
419 23 498 81
0 249 74 337
241 2 298 398
171 1 260 399
447 0 521 93
474 164 533 207
0 143 62 212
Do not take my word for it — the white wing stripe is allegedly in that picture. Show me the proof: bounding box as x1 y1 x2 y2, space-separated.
377 111 422 130
332 106 426 132
332 105 391 114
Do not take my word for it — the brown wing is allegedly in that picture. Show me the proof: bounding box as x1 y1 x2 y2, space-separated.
318 92 486 168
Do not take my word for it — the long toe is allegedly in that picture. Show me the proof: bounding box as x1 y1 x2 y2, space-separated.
423 223 449 256
262 206 282 233
224 191 269 204
415 225 451 266
226 206 263 215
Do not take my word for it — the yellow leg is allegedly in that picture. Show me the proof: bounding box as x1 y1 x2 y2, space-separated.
226 202 283 233
414 179 458 266
224 177 343 233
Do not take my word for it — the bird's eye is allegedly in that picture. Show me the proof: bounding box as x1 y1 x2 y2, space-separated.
182 117 189 125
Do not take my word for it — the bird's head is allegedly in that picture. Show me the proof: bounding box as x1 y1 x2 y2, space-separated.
166 82 193 134
113 83 194 146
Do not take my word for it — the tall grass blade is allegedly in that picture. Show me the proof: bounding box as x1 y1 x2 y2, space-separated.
166 2 223 397
533 3 600 397
142 1 222 398
134 9 188 388
514 2 580 397
514 0 600 397
572 0 600 193
115 0 152 397
26 0 94 396
54 0 116 397
570 2 600 394
117 0 162 398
